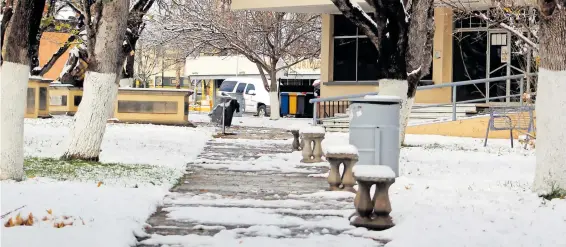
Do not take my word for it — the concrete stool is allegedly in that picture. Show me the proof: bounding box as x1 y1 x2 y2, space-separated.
300 126 326 163
289 130 302 151
325 145 358 193
351 165 396 231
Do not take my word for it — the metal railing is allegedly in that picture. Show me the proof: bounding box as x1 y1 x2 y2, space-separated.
309 74 537 125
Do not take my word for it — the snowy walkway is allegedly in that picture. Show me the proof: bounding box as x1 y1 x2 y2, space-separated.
138 126 384 247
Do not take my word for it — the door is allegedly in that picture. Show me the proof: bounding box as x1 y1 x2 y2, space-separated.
244 84 256 113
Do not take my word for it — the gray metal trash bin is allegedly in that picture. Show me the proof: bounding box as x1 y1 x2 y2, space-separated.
349 95 401 176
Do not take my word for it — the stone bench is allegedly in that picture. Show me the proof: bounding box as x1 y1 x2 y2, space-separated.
351 165 396 231
325 145 358 193
289 129 302 151
300 126 326 163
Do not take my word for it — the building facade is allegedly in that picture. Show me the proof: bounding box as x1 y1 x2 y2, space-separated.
232 0 537 104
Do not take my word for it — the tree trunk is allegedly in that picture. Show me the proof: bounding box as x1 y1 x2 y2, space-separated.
120 52 135 88
269 70 280 120
62 0 129 161
0 0 37 181
378 80 413 146
533 7 566 194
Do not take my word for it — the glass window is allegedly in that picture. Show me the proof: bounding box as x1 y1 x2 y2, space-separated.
219 81 237 92
26 88 35 114
332 15 381 82
245 84 256 94
39 87 48 111
334 15 357 37
357 38 379 81
333 38 357 81
235 83 247 93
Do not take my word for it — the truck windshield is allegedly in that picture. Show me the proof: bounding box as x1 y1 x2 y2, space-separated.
219 81 237 92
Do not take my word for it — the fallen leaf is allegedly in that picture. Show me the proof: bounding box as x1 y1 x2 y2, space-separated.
47 209 53 215
54 222 66 228
97 182 103 187
63 216 69 220
199 189 209 193
42 216 49 221
15 214 23 226
4 218 14 227
25 213 34 226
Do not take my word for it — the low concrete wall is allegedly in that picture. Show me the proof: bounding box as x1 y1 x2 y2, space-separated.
407 112 536 139
114 88 192 125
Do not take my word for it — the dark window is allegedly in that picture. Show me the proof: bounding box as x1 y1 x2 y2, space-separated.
332 15 380 82
39 87 48 111
333 38 357 81
245 84 256 94
219 81 237 92
74 96 82 106
334 15 357 37
357 38 379 81
235 83 247 93
27 88 35 114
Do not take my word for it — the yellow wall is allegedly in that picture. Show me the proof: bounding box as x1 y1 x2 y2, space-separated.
25 79 51 119
407 112 536 139
114 90 189 125
49 86 82 115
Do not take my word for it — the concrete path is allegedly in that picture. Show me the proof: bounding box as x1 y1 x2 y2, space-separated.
137 126 385 246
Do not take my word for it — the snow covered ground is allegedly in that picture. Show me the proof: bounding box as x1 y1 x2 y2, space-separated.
1 117 213 247
189 111 313 129
148 131 563 247
3 115 563 247
323 133 566 247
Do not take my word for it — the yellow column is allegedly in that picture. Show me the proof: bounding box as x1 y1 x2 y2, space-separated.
416 7 453 104
320 14 333 98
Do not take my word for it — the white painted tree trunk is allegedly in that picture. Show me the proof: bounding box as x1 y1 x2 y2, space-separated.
269 91 280 120
533 68 566 194
0 62 29 180
63 72 118 161
379 79 413 146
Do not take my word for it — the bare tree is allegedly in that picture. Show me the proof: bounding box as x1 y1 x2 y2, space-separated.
0 0 46 180
62 0 130 161
48 0 157 87
157 0 321 119
330 0 435 144
447 1 539 95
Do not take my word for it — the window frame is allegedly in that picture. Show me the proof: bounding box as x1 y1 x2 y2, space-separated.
332 15 376 83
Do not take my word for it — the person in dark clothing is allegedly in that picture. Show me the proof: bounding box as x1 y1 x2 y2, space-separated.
223 99 240 127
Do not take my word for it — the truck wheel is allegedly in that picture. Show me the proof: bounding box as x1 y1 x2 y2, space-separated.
257 105 267 117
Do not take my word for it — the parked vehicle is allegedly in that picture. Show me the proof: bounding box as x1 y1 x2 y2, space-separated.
218 77 271 117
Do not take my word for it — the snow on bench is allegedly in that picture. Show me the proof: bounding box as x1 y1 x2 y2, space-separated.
325 144 358 156
299 126 325 135
353 165 396 182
